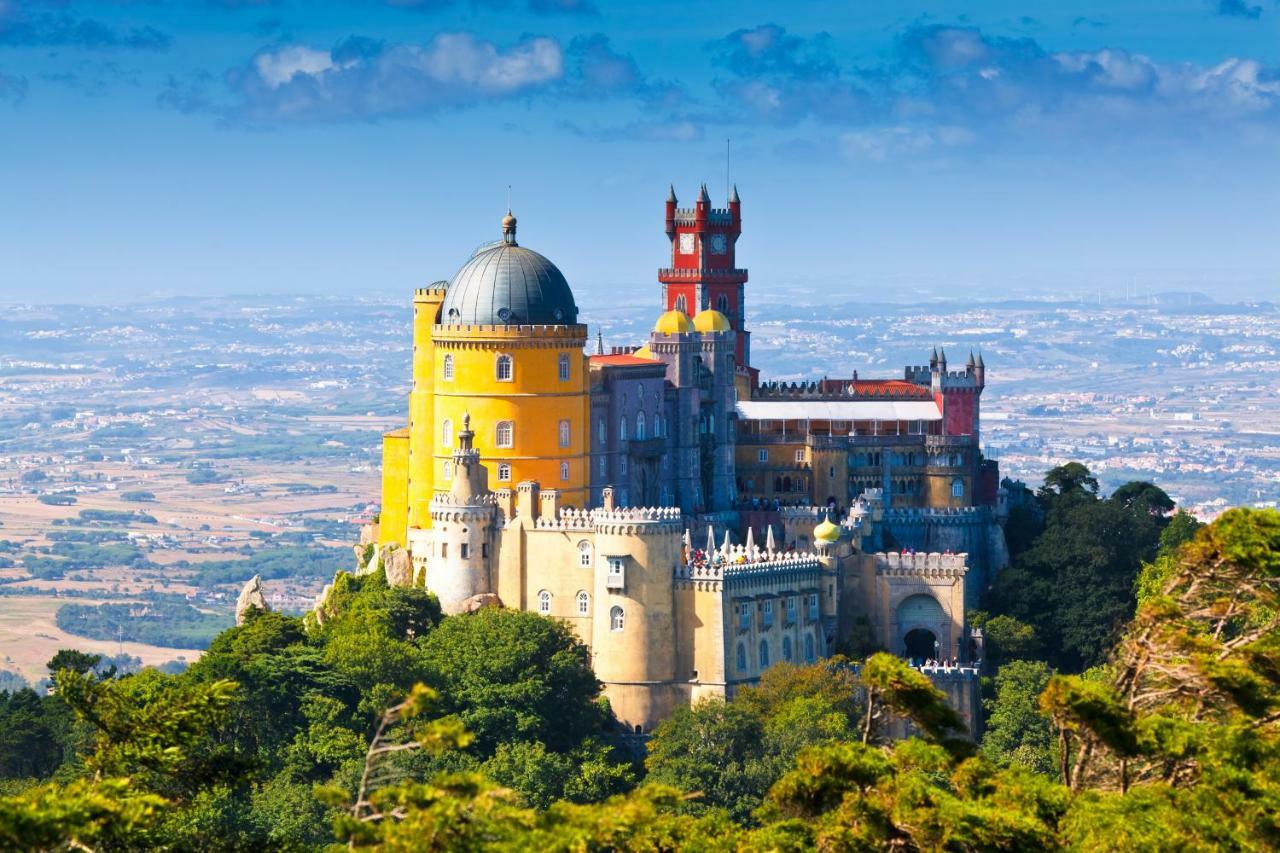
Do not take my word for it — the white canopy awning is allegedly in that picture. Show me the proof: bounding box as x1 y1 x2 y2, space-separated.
735 400 941 421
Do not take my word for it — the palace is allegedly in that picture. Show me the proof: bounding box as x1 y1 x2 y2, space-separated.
356 186 1007 735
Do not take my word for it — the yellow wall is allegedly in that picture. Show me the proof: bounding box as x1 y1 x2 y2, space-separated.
407 288 445 529
432 324 589 508
379 429 410 548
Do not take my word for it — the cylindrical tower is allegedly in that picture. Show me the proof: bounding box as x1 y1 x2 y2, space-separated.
430 213 590 508
589 507 683 731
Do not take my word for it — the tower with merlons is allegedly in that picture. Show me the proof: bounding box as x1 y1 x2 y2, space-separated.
660 184 750 371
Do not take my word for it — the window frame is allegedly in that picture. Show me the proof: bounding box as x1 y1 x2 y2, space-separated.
495 353 513 382
442 354 455 381
495 420 514 448
537 590 551 615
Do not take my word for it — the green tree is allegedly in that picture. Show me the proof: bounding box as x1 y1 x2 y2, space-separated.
981 660 1055 775
419 607 603 755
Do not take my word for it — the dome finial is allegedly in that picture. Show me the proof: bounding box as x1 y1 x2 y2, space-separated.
502 208 517 245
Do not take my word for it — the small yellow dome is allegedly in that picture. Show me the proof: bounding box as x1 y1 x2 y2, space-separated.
814 516 841 543
653 309 693 335
693 309 731 333
634 344 654 359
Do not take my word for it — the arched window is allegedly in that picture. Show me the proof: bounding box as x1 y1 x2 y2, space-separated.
636 411 646 441
782 636 793 662
653 413 662 438
441 419 453 447
736 642 747 672
495 421 513 448
804 634 816 662
759 639 770 669
610 606 624 632
497 463 511 482
597 418 605 444
675 294 687 313
558 353 570 382
578 541 593 568
783 476 792 492
558 419 571 448
619 418 628 442
442 461 453 480
560 461 569 481
495 354 513 382
716 293 729 314
951 478 964 498
442 354 454 381
576 590 590 616
537 590 551 615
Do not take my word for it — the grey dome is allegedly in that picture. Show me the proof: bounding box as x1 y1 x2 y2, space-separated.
440 215 578 326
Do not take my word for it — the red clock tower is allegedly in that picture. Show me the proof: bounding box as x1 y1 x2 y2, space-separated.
661 183 750 369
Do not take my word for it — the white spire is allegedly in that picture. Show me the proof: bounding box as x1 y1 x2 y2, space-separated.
765 524 776 553
706 524 716 554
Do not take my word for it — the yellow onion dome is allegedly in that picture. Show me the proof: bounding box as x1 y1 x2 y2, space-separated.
634 344 654 359
653 309 693 335
692 309 731 332
814 516 841 543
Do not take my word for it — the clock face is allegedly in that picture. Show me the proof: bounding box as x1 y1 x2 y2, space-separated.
709 233 728 255
678 233 696 255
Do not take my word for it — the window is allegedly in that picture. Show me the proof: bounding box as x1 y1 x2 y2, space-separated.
782 636 793 661
440 542 447 558
736 642 747 672
559 419 571 448
578 541 593 568
794 449 805 463
951 478 965 498
538 590 551 615
808 594 819 621
762 599 774 627
497 463 511 482
675 294 687 313
759 639 770 669
597 456 606 476
620 456 628 475
654 413 662 438
482 543 488 558
577 590 590 616
738 603 751 631
597 418 606 444
558 353 570 382
786 597 796 622
442 419 453 447
610 606 625 632
758 449 768 463
636 411 646 441
560 461 569 481
619 418 628 442
495 421 513 448
606 557 625 589
460 543 469 559
443 461 453 480
804 634 816 663
717 294 729 314
442 354 454 381
495 354 513 381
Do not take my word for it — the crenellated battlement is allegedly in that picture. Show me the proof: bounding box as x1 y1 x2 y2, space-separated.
874 551 968 576
752 380 931 400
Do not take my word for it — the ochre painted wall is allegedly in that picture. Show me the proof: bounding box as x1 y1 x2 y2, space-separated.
408 288 445 530
378 429 410 548
432 324 589 508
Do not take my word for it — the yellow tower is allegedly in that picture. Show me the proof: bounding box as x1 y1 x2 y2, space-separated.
412 211 589 516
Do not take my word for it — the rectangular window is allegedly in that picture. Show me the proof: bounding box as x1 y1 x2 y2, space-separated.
440 543 448 559
481 543 488 558
808 594 819 621
605 557 625 590
497 463 511 482
558 354 571 382
739 605 750 631
558 419 571 448
762 600 774 627
794 449 804 463
460 543 469 559
757 449 768 463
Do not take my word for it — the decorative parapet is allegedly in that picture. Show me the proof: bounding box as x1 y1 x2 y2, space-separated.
529 505 683 534
882 506 989 525
676 550 823 581
874 551 968 578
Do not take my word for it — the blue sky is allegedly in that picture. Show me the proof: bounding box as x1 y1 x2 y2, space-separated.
1 0 1278 305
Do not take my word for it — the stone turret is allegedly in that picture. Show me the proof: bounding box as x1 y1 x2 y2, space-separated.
429 414 499 614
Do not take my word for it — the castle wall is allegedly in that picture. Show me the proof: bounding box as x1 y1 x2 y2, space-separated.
378 429 410 548
408 288 445 530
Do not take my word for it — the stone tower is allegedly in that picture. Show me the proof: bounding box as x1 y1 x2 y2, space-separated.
428 415 498 614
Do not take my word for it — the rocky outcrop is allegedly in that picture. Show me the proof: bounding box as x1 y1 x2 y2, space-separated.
235 574 270 626
383 545 413 588
460 593 502 613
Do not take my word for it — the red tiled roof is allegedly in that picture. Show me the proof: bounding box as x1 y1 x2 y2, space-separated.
849 380 932 398
589 354 660 367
